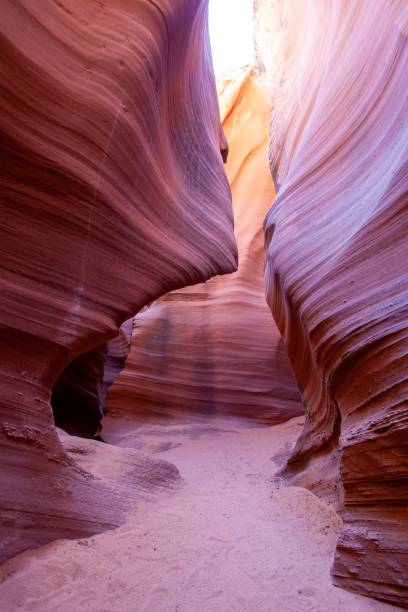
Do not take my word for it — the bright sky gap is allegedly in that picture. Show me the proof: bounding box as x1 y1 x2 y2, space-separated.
209 0 255 77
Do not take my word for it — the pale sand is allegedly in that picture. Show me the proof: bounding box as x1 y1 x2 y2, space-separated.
0 416 402 612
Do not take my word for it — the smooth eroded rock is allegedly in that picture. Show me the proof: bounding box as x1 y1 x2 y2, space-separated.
0 0 236 563
260 0 408 606
103 68 303 435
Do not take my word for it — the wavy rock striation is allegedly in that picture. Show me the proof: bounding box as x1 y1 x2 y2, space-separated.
103 69 303 434
260 0 408 606
0 0 237 563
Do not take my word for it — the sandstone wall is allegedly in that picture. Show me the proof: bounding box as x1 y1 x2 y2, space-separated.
260 0 408 606
0 0 236 562
104 69 303 432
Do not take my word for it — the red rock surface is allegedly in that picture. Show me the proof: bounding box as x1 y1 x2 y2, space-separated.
103 69 303 433
0 0 236 563
260 0 408 606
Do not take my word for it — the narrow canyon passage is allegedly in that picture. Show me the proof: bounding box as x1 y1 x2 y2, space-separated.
0 416 399 612
1 1 407 608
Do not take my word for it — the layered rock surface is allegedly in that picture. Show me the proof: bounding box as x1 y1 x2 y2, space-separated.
260 0 408 606
103 69 303 433
0 0 237 563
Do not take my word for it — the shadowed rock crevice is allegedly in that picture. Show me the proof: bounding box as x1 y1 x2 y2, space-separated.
52 318 134 438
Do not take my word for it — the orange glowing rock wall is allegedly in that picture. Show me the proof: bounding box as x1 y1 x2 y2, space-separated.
104 69 303 432
260 0 408 606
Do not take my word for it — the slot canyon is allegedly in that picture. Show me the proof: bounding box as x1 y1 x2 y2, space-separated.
0 0 407 610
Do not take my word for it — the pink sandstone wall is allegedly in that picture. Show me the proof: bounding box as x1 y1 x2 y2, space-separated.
0 0 237 563
260 0 408 606
104 69 303 432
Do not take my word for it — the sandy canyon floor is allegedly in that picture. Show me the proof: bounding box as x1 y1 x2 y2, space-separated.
0 416 402 612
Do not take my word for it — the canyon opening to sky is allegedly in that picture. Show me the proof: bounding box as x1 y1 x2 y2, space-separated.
0 1 407 612
209 0 255 75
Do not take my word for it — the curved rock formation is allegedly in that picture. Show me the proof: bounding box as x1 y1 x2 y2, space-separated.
0 0 237 563
260 0 408 606
103 68 303 435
